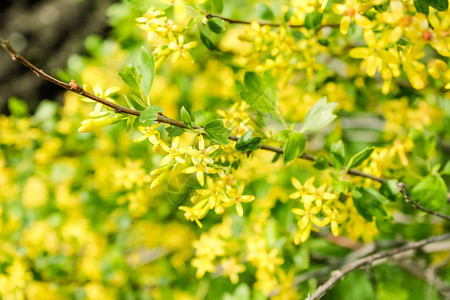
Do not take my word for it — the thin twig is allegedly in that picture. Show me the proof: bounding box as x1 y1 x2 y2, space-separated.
306 233 450 300
205 13 339 30
0 37 387 186
398 182 450 222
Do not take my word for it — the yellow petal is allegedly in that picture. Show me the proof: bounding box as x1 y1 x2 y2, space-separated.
349 47 370 58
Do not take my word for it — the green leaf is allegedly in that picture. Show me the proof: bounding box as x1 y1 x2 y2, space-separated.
347 147 374 170
353 187 388 222
199 26 220 51
411 175 447 211
119 63 140 92
414 0 448 15
313 155 329 170
284 132 306 163
207 18 226 33
193 110 215 127
302 97 337 132
239 71 278 114
8 97 28 117
202 0 224 14
204 119 231 145
272 152 281 163
180 106 192 128
135 48 155 103
304 11 323 30
330 141 346 170
284 7 294 22
256 3 275 21
379 179 399 201
235 130 262 152
139 105 163 124
409 129 435 159
441 161 450 175
166 126 185 137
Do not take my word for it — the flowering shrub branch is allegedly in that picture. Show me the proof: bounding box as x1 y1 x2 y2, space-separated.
1 0 450 298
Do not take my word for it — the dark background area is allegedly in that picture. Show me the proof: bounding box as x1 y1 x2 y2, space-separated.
0 0 115 114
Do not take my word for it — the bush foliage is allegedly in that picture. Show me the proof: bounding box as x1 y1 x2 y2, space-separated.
1 0 450 299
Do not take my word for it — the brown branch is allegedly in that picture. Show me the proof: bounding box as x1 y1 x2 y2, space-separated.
205 13 339 30
306 233 450 300
1 37 385 185
398 182 450 222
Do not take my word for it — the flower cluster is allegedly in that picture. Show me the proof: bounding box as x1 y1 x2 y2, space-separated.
136 7 197 63
289 177 378 243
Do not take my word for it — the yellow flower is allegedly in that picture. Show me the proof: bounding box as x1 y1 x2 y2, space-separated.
292 195 323 244
135 7 165 24
183 162 217 186
332 0 373 34
179 199 209 228
349 29 400 77
223 185 255 217
189 135 220 164
401 44 427 90
134 124 162 145
322 205 342 236
289 177 315 199
196 177 229 208
220 257 246 284
158 136 191 166
168 35 197 63
191 257 215 278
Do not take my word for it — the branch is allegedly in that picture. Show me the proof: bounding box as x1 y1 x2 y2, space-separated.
205 13 339 30
398 182 450 222
305 233 450 300
1 37 387 185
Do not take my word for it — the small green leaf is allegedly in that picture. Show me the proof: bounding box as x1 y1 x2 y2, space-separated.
330 141 346 170
193 110 215 127
304 11 323 30
135 48 155 103
256 3 275 21
119 63 140 92
353 187 388 222
284 7 294 22
284 132 306 163
235 130 262 152
180 106 192 128
313 155 329 170
199 27 220 51
409 129 434 159
347 147 374 170
166 126 185 137
139 105 163 124
302 97 337 132
379 179 399 201
441 161 450 175
207 18 226 33
272 152 282 163
239 71 278 114
411 174 447 211
204 119 231 145
8 97 28 117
